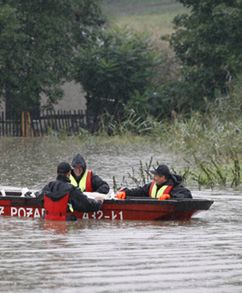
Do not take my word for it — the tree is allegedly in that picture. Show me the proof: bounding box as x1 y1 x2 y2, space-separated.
75 28 158 130
170 0 242 109
0 0 104 117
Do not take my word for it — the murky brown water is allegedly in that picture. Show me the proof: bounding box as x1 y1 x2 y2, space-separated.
0 137 241 292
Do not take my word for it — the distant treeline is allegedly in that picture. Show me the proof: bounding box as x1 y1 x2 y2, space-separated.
0 0 242 127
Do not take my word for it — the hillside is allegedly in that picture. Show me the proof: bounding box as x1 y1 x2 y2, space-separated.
102 0 186 40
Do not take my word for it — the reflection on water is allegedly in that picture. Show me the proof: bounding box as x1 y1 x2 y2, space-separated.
0 138 242 292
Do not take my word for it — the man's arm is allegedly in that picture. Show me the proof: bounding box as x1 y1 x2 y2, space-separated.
124 183 151 197
170 185 192 199
91 174 110 194
70 187 102 212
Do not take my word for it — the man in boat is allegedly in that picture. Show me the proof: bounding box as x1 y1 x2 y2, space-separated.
70 154 110 194
116 164 192 200
41 162 103 220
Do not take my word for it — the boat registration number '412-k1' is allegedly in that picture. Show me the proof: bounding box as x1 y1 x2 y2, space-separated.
81 210 123 220
0 206 124 220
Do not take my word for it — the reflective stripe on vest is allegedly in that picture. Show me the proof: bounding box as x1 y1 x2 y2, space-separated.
70 169 93 192
44 193 69 221
149 181 173 198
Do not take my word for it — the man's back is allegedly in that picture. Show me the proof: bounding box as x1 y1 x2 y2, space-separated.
42 174 102 212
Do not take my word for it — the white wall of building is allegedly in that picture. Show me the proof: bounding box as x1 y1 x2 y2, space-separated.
0 81 87 113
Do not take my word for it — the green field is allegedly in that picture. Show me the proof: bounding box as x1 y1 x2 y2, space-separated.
102 0 186 39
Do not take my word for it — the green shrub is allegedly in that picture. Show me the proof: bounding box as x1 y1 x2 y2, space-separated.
168 0 242 112
75 27 160 130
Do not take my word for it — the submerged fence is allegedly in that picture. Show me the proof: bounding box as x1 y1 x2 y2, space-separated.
0 110 86 137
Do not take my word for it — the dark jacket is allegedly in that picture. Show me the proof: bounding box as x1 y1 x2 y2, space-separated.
40 175 102 212
125 174 192 199
71 154 110 194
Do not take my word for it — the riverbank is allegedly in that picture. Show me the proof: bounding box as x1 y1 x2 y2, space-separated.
89 93 242 189
1 91 241 190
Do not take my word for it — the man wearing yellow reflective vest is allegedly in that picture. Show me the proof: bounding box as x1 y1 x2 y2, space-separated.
70 154 110 194
116 164 192 200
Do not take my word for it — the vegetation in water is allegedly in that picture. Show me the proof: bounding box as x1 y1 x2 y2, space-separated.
99 85 242 190
112 154 241 192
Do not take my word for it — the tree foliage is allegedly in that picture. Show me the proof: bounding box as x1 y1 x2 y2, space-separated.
75 28 158 130
0 0 103 116
169 0 242 109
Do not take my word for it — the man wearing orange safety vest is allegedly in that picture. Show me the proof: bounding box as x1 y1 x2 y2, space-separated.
70 154 110 194
41 162 103 221
116 164 192 200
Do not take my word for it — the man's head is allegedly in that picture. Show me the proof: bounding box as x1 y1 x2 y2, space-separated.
73 164 83 176
151 164 171 185
57 162 72 177
71 154 86 176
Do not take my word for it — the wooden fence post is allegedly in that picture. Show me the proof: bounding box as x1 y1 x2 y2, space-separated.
26 112 32 137
21 111 25 137
21 111 33 137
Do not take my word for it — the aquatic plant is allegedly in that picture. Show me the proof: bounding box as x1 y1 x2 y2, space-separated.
99 108 155 136
113 154 241 191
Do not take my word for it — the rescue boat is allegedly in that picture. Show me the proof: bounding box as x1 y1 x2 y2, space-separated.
0 187 213 221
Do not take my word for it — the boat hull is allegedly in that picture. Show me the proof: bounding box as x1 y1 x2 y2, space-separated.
0 197 213 221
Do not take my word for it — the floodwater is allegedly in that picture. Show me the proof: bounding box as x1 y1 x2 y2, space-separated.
0 137 241 293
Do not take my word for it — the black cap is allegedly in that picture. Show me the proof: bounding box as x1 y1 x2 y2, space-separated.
57 162 72 174
151 164 171 178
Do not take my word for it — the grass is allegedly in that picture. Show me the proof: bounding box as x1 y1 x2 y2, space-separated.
95 89 242 189
102 0 186 47
102 0 184 17
158 91 242 188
